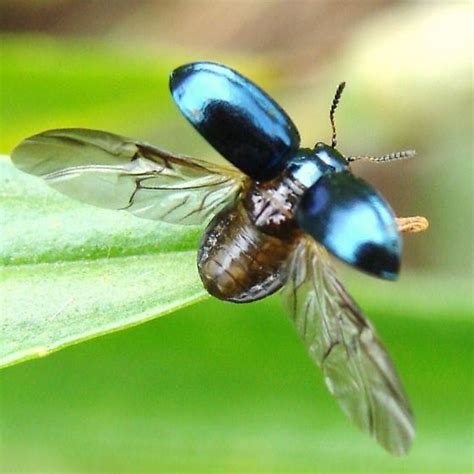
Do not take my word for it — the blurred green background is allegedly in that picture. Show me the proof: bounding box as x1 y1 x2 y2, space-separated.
0 1 472 473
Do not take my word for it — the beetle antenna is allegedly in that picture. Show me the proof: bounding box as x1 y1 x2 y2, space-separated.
347 149 416 163
329 82 346 148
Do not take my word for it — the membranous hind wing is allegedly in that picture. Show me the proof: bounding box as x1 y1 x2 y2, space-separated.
11 128 245 225
282 238 415 455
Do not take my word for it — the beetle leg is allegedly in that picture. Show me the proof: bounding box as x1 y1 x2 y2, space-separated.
396 216 429 233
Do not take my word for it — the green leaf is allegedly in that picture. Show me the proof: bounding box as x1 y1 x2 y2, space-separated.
0 156 208 368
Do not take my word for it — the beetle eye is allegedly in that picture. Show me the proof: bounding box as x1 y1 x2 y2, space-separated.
313 143 348 172
314 143 334 166
318 154 335 168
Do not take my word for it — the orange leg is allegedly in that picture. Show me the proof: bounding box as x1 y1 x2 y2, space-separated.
396 216 429 233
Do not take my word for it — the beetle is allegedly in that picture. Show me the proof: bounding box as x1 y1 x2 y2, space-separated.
12 61 428 455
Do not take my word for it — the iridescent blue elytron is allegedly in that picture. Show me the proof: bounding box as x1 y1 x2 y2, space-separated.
12 61 426 455
170 62 300 181
170 61 401 280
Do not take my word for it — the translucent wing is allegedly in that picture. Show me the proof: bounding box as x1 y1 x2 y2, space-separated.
11 128 245 225
281 238 415 455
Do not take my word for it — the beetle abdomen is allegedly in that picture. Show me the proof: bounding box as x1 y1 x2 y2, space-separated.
197 201 296 303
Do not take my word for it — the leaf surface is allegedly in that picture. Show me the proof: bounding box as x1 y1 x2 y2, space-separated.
0 156 208 368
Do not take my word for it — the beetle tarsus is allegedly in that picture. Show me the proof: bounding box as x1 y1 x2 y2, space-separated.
396 216 429 233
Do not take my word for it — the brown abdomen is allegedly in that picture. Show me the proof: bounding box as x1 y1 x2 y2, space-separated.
197 201 298 303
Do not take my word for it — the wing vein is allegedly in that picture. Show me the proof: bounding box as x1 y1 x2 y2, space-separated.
12 128 245 225
281 238 415 455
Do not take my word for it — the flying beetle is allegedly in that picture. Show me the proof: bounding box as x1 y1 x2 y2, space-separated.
12 62 428 455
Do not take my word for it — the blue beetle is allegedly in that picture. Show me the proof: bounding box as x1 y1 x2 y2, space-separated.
169 62 419 283
12 61 427 455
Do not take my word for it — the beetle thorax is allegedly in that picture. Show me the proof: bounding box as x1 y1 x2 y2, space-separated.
243 174 306 238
